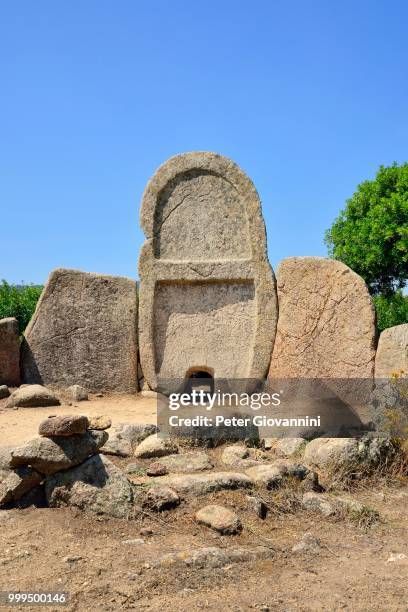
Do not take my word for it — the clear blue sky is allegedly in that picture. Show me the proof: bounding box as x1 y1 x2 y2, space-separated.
1 1 407 284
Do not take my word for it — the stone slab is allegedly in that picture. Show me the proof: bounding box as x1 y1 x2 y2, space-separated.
375 324 408 378
0 317 20 386
20 269 138 392
138 152 277 390
269 257 376 379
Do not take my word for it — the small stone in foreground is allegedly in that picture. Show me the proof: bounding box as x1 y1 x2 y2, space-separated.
45 454 134 518
5 385 60 408
302 491 367 518
155 471 253 495
140 527 154 537
302 492 337 517
154 545 273 570
0 466 43 505
158 452 213 473
67 385 88 402
103 423 157 453
246 494 268 519
0 385 10 399
144 486 180 511
100 436 133 457
146 462 168 476
134 434 178 459
275 438 306 457
292 532 321 554
38 415 89 437
122 538 145 546
195 504 242 534
221 445 253 466
88 415 112 430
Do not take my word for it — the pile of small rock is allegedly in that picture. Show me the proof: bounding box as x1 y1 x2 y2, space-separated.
1 421 390 538
0 414 110 509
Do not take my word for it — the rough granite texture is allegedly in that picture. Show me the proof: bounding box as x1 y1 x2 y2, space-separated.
20 269 138 393
138 152 277 390
0 317 20 386
375 324 408 378
45 454 134 518
10 430 108 475
269 257 376 379
5 384 60 408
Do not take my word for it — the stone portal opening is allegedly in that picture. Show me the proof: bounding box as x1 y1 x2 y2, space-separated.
185 367 214 395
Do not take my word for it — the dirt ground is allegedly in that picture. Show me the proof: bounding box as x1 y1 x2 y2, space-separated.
0 393 156 445
0 395 407 611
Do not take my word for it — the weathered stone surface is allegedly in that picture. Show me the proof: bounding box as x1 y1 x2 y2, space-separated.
138 152 277 391
38 415 89 437
302 491 367 517
67 385 88 402
155 545 274 569
375 324 408 378
302 491 337 516
5 384 60 408
10 430 108 475
269 257 376 378
0 446 13 469
0 317 20 387
155 471 253 495
275 438 306 457
100 436 133 457
304 437 395 472
245 461 308 488
88 415 112 430
113 423 157 446
0 385 10 399
20 269 138 393
221 445 258 468
101 423 158 457
303 438 360 468
0 466 43 504
292 532 321 554
158 452 213 473
195 504 242 534
143 485 180 511
246 494 268 519
134 434 178 458
45 454 133 518
146 462 168 476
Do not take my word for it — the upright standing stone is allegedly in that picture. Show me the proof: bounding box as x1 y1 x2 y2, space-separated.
269 257 376 378
375 324 408 378
21 269 138 393
138 152 277 390
0 317 20 386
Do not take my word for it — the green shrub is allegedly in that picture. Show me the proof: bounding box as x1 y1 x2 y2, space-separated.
0 280 43 334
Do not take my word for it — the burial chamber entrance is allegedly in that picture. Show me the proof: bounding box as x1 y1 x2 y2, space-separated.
184 367 215 395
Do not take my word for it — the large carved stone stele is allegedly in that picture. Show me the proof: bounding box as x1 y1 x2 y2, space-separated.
138 152 277 391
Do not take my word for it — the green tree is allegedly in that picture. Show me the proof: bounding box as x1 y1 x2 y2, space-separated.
325 163 408 331
325 163 408 296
